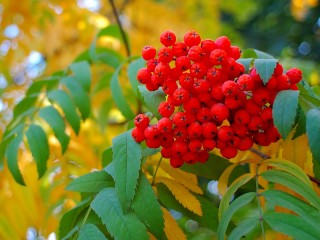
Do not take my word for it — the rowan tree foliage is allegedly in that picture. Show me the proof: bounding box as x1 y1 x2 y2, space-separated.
0 1 320 240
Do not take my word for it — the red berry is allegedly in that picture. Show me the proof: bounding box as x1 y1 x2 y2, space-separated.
160 30 176 47
142 45 156 60
170 156 184 168
238 136 253 151
245 99 261 115
211 103 230 122
266 76 277 90
158 47 173 63
222 80 239 97
144 125 160 139
274 63 283 76
154 62 171 80
234 109 250 125
276 74 290 91
183 151 198 164
203 138 216 151
261 107 273 123
183 97 201 114
190 62 207 78
161 147 172 158
147 58 159 72
179 73 194 89
187 122 202 139
248 115 262 131
210 49 228 66
172 112 188 127
252 88 270 106
172 42 188 57
188 139 202 153
160 133 174 148
237 74 254 91
267 126 280 142
134 114 150 129
201 39 216 53
157 117 173 133
206 67 224 83
224 91 246 109
146 138 161 148
286 68 302 84
193 78 210 93
173 127 188 141
231 123 248 137
184 30 201 47
158 101 175 117
218 126 234 141
198 150 209 163
215 36 231 51
220 147 237 159
227 45 241 59
162 80 178 95
171 141 188 156
137 68 151 84
210 83 224 101
202 122 218 139
173 88 190 105
175 56 191 72
132 127 145 143
188 45 205 62
196 107 212 123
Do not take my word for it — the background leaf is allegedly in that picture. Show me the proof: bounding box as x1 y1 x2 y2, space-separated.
254 59 277 84
70 61 91 92
306 109 320 165
273 90 299 139
161 207 186 240
127 58 145 98
25 124 49 179
78 224 108 240
112 130 142 211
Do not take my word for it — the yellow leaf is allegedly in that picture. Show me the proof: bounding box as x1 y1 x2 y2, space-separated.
158 161 203 194
156 177 202 216
161 207 187 240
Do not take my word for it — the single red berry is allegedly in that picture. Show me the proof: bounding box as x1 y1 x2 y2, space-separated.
183 151 198 164
134 114 150 129
188 45 205 62
276 74 291 91
274 63 283 76
146 81 159 91
179 73 194 89
157 117 173 133
146 138 162 148
190 62 207 78
171 140 188 156
266 76 277 90
161 147 172 158
231 123 248 137
266 126 281 142
206 67 224 83
210 83 224 101
184 30 201 47
196 107 212 123
144 125 160 139
188 139 202 153
173 127 188 141
162 80 178 95
173 88 190 105
198 92 211 105
261 107 273 123
175 56 192 72
245 99 262 115
160 30 176 47
154 62 171 80
234 109 250 125
237 74 254 91
132 127 145 143
183 97 201 114
172 112 188 127
224 91 246 109
147 58 159 72
216 139 227 149
252 88 270 106
158 101 175 117
193 78 210 93
210 49 228 66
187 122 202 139
158 47 173 63
215 36 231 51
237 136 253 151
170 156 184 168
172 42 188 57
198 150 209 163
160 132 174 148
201 39 216 53
220 147 237 159
202 138 216 151
248 115 263 131
142 45 156 60
218 126 234 141
227 136 241 148
211 103 230 122
227 45 241 59
137 68 151 84
202 122 217 139
254 132 270 146
286 68 302 84
222 80 239 96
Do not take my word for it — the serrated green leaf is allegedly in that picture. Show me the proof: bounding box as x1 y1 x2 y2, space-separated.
217 192 256 240
13 96 38 118
306 109 320 165
128 58 145 97
90 188 149 240
94 48 124 68
104 162 115 180
110 67 135 120
66 170 114 193
59 198 91 239
264 212 319 240
262 189 320 230
292 106 306 139
132 174 164 238
254 59 278 84
138 86 166 120
273 90 299 139
261 169 320 210
78 224 108 240
6 134 25 185
218 173 255 220
26 77 59 96
39 106 69 153
112 130 142 211
61 76 91 120
241 49 258 58
228 217 260 240
70 61 91 92
252 49 275 59
48 89 81 134
236 58 253 73
25 124 49 178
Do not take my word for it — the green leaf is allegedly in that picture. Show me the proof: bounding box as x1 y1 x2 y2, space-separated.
39 106 70 153
217 192 256 240
273 90 299 139
264 212 320 240
228 217 260 240
59 198 91 239
90 188 149 240
70 61 91 92
241 49 258 58
78 224 108 240
94 48 124 68
138 86 166 120
66 170 114 193
261 169 320 210
262 190 320 229
25 124 49 178
127 58 145 97
254 59 278 84
110 67 135 120
252 49 275 59
218 173 255 220
61 226 79 240
105 162 115 180
93 72 113 94
97 25 129 46
97 99 113 132
292 106 306 139
112 130 142 211
298 83 320 113
102 147 113 167
48 89 81 135
306 109 320 165
132 174 164 238
6 134 25 185
13 96 38 118
61 76 90 120
26 77 59 96
236 58 253 73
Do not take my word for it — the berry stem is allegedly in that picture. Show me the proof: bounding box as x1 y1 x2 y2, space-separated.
108 0 131 57
152 156 163 185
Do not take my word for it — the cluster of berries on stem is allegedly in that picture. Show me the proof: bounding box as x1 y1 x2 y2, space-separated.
132 30 303 168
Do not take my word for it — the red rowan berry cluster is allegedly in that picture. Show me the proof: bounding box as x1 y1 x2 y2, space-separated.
132 30 303 168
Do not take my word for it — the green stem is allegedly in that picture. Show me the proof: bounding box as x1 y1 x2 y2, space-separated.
255 160 265 240
152 156 163 185
108 0 131 57
81 206 92 228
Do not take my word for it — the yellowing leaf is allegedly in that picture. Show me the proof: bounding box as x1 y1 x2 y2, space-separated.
158 161 203 194
282 134 308 170
156 177 202 216
161 207 186 240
